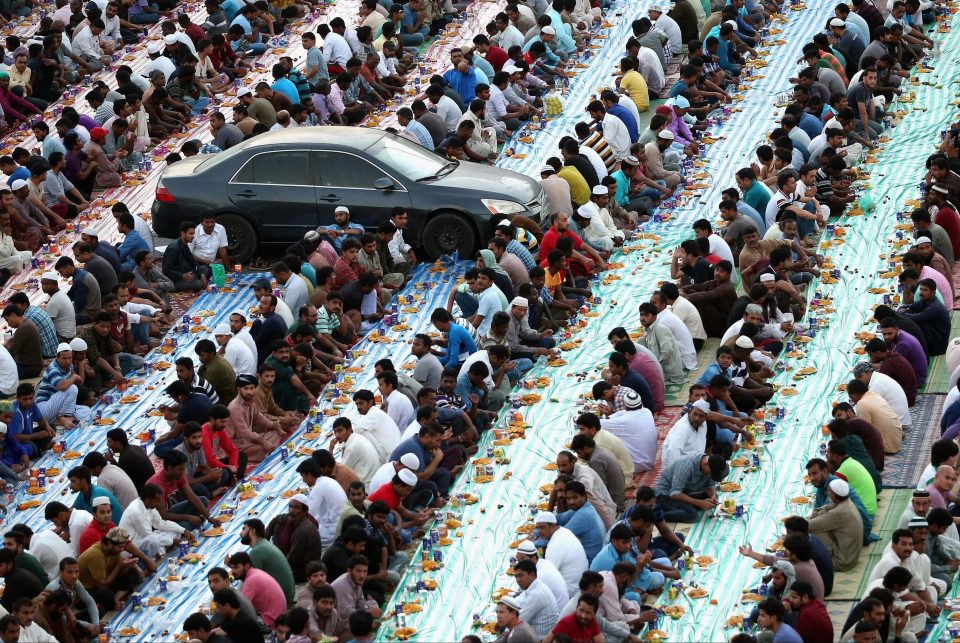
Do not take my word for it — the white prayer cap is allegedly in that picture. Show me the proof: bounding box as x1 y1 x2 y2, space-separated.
591 185 608 196
932 184 949 195
535 511 557 524
829 17 846 27
41 271 59 281
163 34 177 45
10 179 27 191
214 323 231 336
516 541 538 554
724 19 738 29
399 453 420 470
146 42 161 54
735 336 754 349
759 273 776 283
289 494 310 508
56 342 72 354
0 423 7 435
237 87 252 97
828 478 849 497
541 25 556 35
914 235 932 245
92 496 111 507
658 130 675 141
576 205 594 219
81 226 98 237
69 338 87 351
691 399 711 412
511 297 529 308
398 468 418 486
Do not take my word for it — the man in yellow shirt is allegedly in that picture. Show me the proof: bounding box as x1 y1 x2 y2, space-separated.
618 57 650 112
549 156 591 206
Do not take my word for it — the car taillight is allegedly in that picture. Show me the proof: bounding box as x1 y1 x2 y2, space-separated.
155 183 175 203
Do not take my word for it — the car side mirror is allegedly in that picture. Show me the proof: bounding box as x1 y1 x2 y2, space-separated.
374 177 395 190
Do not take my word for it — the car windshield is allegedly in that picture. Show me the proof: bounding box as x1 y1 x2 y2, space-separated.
367 135 450 181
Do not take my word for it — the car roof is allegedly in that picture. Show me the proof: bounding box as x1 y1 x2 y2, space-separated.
239 126 387 151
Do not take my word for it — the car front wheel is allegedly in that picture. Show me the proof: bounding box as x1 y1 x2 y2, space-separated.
421 211 477 260
218 214 258 264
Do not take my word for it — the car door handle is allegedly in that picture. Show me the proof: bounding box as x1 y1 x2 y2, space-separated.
235 190 257 198
318 194 341 202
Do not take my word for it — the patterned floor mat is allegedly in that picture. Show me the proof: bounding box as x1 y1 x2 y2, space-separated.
881 395 945 488
631 406 684 491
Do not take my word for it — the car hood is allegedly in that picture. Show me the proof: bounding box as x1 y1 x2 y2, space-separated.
429 162 540 203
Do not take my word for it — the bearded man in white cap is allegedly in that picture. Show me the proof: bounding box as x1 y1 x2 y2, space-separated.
227 374 285 462
516 540 569 610
912 234 953 288
215 322 256 377
648 4 682 54
505 296 554 360
264 494 322 582
533 511 588 596
34 342 91 426
0 213 32 273
808 477 863 571
660 399 710 468
579 186 624 250
643 129 682 189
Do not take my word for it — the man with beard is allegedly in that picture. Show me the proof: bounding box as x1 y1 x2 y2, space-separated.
266 495 322 583
238 519 295 603
226 551 287 628
226 374 286 462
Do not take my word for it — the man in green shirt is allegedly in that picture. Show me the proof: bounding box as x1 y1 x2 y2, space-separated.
826 439 877 516
2 530 48 585
240 518 295 603
195 339 237 405
265 341 316 413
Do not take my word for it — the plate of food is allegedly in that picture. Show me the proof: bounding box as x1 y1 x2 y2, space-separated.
473 475 494 483
117 628 141 637
644 630 668 642
147 596 167 606
662 605 685 619
730 457 750 467
202 527 225 537
547 358 568 367
26 487 45 495
741 592 763 602
94 417 116 425
516 523 535 534
62 451 82 460
719 482 741 492
790 496 810 505
18 500 41 510
725 614 744 628
393 627 417 640
687 587 709 599
543 462 558 470
695 556 715 567
421 560 441 572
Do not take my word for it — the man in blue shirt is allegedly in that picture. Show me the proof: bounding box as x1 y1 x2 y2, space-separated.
318 206 364 252
430 309 477 368
68 465 124 522
270 64 301 105
35 343 89 427
400 0 429 46
8 384 56 457
555 480 605 561
602 91 638 143
591 522 668 597
221 0 243 22
442 48 478 103
396 107 433 148
522 25 562 67
117 214 151 271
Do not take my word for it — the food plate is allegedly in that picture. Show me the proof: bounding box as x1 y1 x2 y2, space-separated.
94 418 116 425
790 496 810 504
119 395 139 404
394 627 417 640
718 482 741 492
695 556 715 567
645 630 668 642
662 605 685 618
117 628 141 637
62 451 82 459
687 587 708 598
202 527 225 537
741 592 763 602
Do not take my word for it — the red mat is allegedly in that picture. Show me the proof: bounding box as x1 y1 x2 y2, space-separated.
630 406 684 493
953 261 960 310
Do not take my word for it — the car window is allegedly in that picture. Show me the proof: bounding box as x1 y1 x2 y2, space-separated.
315 151 390 188
366 135 447 181
233 151 312 185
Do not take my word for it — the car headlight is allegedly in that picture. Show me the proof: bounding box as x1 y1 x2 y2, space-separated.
481 198 528 215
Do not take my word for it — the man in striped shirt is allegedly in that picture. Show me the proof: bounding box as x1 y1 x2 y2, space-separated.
35 342 91 426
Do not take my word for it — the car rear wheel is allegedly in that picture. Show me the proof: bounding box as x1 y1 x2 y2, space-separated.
218 214 258 264
421 211 477 260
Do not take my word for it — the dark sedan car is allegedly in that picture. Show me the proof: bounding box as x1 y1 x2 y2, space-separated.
152 127 549 262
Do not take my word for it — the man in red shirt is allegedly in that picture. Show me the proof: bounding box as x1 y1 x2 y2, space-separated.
103 294 146 373
544 594 604 643
538 212 606 273
78 496 115 554
146 450 221 530
333 238 364 290
201 404 247 481
472 35 509 71
367 469 432 531
785 580 834 642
